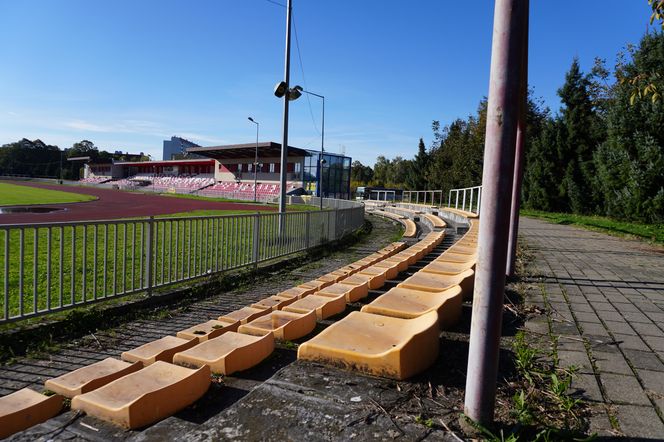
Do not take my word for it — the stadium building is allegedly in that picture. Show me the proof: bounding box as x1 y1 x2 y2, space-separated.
82 142 352 201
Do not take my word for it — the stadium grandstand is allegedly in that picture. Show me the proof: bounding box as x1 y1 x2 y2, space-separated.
81 142 352 201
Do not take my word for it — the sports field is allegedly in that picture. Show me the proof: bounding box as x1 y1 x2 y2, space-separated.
0 182 96 206
0 181 276 224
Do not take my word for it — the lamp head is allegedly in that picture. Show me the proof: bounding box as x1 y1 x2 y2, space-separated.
248 117 254 122
289 85 303 101
274 81 288 98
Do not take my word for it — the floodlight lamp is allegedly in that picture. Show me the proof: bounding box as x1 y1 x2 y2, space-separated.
274 81 288 98
288 85 303 101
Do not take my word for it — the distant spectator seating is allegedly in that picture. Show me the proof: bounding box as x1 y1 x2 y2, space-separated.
198 181 299 201
113 174 214 192
79 176 111 184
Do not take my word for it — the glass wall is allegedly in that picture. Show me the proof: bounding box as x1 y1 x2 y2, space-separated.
302 151 351 199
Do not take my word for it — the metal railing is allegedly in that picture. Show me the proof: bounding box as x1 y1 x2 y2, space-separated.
402 190 444 206
447 185 482 214
0 201 364 324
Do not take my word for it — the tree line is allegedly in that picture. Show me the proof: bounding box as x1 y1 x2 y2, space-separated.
353 30 663 224
0 139 148 180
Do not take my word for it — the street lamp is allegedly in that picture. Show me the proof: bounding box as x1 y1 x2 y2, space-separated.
289 86 325 210
248 117 260 202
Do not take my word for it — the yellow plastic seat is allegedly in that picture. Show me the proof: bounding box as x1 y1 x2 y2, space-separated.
297 310 440 380
403 219 417 238
357 266 387 289
71 362 210 429
371 260 400 280
381 255 410 273
439 252 477 263
316 273 343 285
319 281 368 303
238 310 317 341
219 306 270 324
425 260 475 275
45 358 142 398
121 336 199 365
0 388 63 439
399 269 474 293
298 279 331 292
173 331 275 375
446 245 476 255
177 318 240 341
361 285 463 329
278 287 313 299
283 293 347 320
251 295 297 311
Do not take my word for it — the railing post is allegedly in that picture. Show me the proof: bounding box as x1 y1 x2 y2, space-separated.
252 213 261 268
145 217 154 296
305 210 311 249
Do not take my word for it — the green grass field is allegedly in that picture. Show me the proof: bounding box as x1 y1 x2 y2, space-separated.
521 209 664 245
0 210 334 321
0 182 96 206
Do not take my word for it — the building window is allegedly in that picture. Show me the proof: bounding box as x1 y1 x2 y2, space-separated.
295 162 301 173
269 163 275 173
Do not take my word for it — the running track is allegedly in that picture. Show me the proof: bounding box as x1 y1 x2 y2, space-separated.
0 181 275 225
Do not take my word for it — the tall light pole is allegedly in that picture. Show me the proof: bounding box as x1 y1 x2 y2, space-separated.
248 117 260 202
277 0 293 219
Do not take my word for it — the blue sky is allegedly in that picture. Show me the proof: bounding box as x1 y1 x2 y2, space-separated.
0 1 654 166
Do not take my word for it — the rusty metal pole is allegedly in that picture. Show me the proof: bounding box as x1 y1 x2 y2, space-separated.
506 6 529 277
464 0 528 426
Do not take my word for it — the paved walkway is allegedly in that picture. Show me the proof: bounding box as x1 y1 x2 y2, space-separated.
520 217 664 439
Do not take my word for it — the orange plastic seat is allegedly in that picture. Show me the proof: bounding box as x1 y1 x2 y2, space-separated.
283 293 347 320
173 331 275 375
424 260 475 275
71 362 210 429
371 260 401 280
319 281 368 303
361 285 463 329
121 336 199 365
399 269 474 295
298 279 331 292
251 295 297 311
238 310 317 341
0 388 63 439
45 358 142 398
298 310 439 380
357 266 387 289
278 286 316 299
177 318 240 341
219 306 270 324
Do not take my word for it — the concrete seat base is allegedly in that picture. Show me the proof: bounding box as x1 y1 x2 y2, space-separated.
238 310 317 341
121 335 199 365
45 358 142 398
71 361 210 429
177 318 240 341
298 310 439 380
283 293 347 320
361 285 463 329
173 331 275 375
0 388 63 439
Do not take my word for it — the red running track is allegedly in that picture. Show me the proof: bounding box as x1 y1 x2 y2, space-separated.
0 181 275 225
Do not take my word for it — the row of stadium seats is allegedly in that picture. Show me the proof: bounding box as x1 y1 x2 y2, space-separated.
0 212 472 436
78 176 111 184
198 181 299 200
111 174 215 191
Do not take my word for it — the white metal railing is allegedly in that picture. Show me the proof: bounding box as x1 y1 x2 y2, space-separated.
447 185 482 214
402 190 444 206
0 200 364 324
